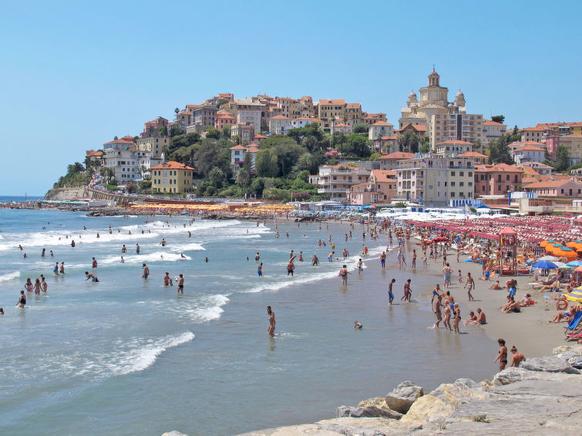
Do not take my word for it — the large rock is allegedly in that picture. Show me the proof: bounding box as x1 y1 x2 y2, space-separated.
337 400 403 420
384 381 424 414
493 367 530 385
520 356 580 374
401 378 487 426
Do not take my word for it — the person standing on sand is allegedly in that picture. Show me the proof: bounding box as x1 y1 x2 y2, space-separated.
443 263 452 289
510 346 526 367
495 338 508 371
465 272 475 301
432 293 443 328
412 249 417 270
267 306 276 336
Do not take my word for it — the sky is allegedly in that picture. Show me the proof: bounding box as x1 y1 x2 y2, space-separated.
1 0 581 195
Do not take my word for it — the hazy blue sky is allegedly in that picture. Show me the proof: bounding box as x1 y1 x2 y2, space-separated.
1 0 581 195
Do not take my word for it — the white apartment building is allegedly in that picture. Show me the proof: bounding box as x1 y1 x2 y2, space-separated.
311 164 371 201
368 121 394 140
483 120 507 146
269 115 292 135
396 155 475 206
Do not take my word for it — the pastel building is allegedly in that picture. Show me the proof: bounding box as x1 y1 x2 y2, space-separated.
269 115 292 135
311 164 371 201
524 178 582 198
215 110 236 130
150 161 194 194
368 121 394 140
511 142 546 164
474 163 523 196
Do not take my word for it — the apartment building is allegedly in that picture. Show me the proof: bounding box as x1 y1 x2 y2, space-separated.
151 161 194 194
345 103 363 126
317 99 346 130
368 121 394 140
269 115 292 135
483 120 507 146
231 123 255 145
395 155 475 206
311 164 371 201
215 110 236 130
474 163 523 196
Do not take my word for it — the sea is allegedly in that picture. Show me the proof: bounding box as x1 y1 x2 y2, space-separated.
0 208 496 436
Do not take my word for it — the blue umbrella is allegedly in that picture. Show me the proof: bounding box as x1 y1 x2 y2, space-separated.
567 260 582 267
532 260 558 269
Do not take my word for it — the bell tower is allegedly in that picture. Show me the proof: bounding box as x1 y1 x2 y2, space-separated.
428 66 440 87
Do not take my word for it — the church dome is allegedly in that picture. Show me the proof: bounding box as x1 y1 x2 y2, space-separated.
455 89 466 106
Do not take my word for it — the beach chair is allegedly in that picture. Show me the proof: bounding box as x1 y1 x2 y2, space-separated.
565 311 582 335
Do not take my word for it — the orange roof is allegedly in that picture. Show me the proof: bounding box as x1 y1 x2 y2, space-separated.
254 134 267 139
458 151 487 158
247 145 259 153
524 178 578 189
378 151 415 160
400 123 427 132
370 169 397 180
381 135 398 140
475 163 523 173
150 161 193 171
346 103 361 109
270 115 290 120
484 120 503 126
230 144 247 150
104 138 134 145
373 121 392 126
319 99 346 105
516 144 545 152
86 150 104 157
519 166 540 176
522 126 545 132
437 139 473 146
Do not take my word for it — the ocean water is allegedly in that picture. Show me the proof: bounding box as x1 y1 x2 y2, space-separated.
0 209 496 436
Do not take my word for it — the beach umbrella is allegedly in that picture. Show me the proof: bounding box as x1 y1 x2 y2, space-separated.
553 261 570 269
566 260 582 267
538 255 559 262
532 260 558 269
565 290 582 303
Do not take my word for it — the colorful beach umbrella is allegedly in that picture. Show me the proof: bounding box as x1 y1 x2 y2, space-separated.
532 260 558 269
538 255 559 262
565 290 582 303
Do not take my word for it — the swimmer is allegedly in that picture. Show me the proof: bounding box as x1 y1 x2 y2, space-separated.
142 263 150 279
388 278 395 305
354 320 363 330
177 274 184 294
17 290 26 308
338 264 349 285
85 271 99 282
163 272 173 286
257 262 263 277
53 262 59 275
59 262 65 274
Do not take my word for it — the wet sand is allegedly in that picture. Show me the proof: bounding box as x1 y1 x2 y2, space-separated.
413 241 565 358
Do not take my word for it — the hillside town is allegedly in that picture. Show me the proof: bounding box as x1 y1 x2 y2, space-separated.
67 68 582 215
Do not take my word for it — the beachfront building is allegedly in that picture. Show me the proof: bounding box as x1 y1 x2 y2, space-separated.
399 68 484 149
269 115 292 135
368 121 394 141
482 120 507 147
311 164 371 201
150 161 194 194
346 170 397 206
231 123 254 145
474 163 524 196
511 142 546 164
523 178 582 199
395 155 475 206
377 151 415 170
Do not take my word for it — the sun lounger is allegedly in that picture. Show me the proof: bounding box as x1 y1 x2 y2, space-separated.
565 311 582 333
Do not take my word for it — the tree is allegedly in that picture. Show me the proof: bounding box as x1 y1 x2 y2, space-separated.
420 137 430 154
398 131 421 153
488 136 513 164
208 167 226 189
555 145 570 172
194 139 231 178
236 155 253 188
206 128 221 139
352 124 369 134
255 149 279 177
491 115 505 124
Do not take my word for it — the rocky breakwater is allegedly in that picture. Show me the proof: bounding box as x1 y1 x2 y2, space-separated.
237 344 582 436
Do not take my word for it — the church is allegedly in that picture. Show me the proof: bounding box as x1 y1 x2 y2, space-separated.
399 68 484 150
